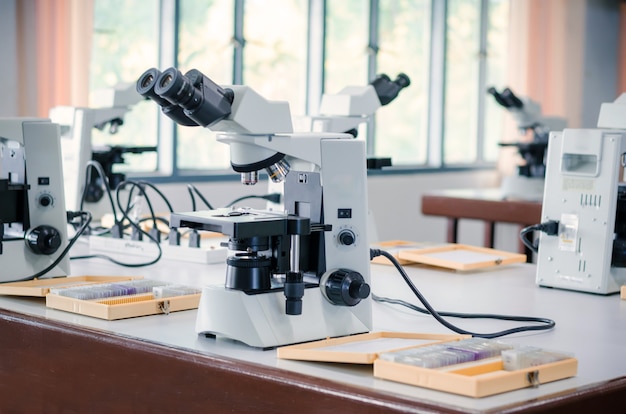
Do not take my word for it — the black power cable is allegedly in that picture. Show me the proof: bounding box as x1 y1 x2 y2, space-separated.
71 180 164 267
187 183 214 210
520 220 559 254
370 248 556 338
79 160 121 234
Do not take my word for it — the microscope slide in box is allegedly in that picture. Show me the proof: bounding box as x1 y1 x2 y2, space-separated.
0 276 201 320
277 332 577 398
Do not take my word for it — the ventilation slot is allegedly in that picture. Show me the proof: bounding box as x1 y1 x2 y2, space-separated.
579 193 601 208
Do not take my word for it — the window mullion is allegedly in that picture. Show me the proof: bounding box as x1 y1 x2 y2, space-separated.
475 0 489 162
427 0 446 167
366 0 379 157
158 0 177 177
306 0 325 115
233 0 244 84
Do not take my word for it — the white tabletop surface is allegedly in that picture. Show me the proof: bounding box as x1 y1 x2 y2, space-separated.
2 239 625 412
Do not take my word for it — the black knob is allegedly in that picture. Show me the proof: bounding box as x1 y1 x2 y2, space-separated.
338 230 356 246
324 269 370 306
39 194 53 207
25 225 62 255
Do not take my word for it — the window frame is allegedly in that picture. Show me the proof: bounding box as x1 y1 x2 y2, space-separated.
131 0 500 183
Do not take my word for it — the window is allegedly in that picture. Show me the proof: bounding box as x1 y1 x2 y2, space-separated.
176 0 234 171
89 0 510 180
443 0 509 164
90 0 160 174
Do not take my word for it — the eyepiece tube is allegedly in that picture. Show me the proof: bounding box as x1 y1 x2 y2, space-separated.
487 86 511 108
371 73 411 106
136 68 198 126
501 88 524 109
154 68 192 106
153 67 234 128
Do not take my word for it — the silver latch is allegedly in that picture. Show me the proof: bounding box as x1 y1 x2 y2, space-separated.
158 300 171 315
527 370 540 387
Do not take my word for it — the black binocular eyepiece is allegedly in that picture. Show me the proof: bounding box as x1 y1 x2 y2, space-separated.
487 86 524 109
137 68 198 126
371 73 411 106
136 67 234 128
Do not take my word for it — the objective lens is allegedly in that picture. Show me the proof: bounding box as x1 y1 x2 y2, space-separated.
241 171 258 185
265 158 290 183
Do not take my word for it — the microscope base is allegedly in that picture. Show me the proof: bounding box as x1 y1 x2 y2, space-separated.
195 284 370 348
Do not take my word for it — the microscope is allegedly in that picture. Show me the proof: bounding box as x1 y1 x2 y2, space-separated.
0 118 69 282
297 73 409 134
49 83 155 217
535 93 626 294
268 73 410 226
137 67 373 347
488 87 567 200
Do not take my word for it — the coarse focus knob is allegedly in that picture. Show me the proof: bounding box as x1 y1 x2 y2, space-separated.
324 269 370 306
25 225 62 255
338 230 356 246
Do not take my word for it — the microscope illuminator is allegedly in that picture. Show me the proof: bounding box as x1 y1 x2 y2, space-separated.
536 94 626 294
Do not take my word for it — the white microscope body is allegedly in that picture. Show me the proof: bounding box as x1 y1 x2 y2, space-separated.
488 87 567 200
0 118 69 282
49 83 143 215
137 68 372 347
296 73 409 137
536 93 626 294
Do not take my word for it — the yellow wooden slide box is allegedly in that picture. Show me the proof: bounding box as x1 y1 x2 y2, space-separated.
0 276 201 320
398 244 527 271
277 332 577 398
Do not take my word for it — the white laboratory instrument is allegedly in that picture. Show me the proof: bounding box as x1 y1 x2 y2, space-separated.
0 118 69 282
488 87 567 200
535 93 626 294
297 73 409 137
49 83 148 216
137 67 372 348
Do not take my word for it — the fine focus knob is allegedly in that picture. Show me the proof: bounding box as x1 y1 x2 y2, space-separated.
25 225 62 255
39 194 53 207
323 269 370 306
338 230 356 246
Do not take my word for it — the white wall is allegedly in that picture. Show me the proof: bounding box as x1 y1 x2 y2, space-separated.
0 0 18 117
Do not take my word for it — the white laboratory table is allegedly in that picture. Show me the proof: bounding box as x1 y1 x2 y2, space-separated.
1 242 625 413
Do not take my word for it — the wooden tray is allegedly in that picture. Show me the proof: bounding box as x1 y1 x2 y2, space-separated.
398 244 526 270
277 332 577 398
0 276 200 320
374 355 577 398
46 292 200 320
278 332 470 364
